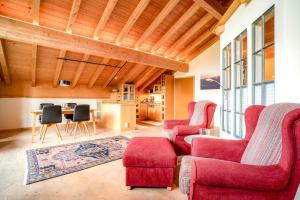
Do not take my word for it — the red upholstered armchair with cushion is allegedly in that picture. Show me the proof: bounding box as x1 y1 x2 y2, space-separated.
181 104 300 200
162 101 216 155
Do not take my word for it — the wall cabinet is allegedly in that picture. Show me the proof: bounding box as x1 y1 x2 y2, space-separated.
120 84 135 102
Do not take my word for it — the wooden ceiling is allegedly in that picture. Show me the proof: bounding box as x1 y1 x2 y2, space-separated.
0 0 232 91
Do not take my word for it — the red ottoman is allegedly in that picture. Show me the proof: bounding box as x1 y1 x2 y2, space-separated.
123 137 177 190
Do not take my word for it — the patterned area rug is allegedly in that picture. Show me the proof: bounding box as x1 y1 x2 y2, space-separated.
25 136 129 185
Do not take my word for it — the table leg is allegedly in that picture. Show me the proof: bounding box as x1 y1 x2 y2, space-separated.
91 111 96 133
32 113 37 143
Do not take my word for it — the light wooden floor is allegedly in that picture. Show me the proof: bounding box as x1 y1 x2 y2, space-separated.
0 124 186 200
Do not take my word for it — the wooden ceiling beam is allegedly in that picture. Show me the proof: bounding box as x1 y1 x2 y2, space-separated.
0 39 10 84
186 36 219 62
139 69 166 92
135 67 157 88
115 0 150 44
0 16 188 72
94 0 119 40
53 50 66 87
193 0 223 20
178 28 214 59
32 0 40 25
103 60 126 88
66 0 82 33
31 44 37 87
71 54 89 88
213 0 252 35
134 0 180 49
151 3 202 52
119 63 143 85
88 58 110 88
165 13 213 56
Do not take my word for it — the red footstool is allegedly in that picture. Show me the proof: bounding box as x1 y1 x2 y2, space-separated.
123 137 177 190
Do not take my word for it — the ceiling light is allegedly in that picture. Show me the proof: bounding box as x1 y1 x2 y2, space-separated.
114 77 118 80
59 80 71 87
116 42 121 46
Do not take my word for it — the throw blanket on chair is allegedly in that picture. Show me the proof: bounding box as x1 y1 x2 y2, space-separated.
189 100 210 126
241 103 300 165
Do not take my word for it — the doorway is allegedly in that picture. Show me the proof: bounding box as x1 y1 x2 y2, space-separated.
174 76 194 119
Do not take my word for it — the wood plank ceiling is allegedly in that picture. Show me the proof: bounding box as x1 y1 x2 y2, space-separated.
0 0 232 91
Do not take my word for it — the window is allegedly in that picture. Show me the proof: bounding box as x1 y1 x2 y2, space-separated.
222 43 232 133
253 7 275 105
234 31 247 138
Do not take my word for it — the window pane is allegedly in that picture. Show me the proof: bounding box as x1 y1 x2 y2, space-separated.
235 89 241 112
242 87 248 112
242 32 247 59
265 9 274 46
227 91 231 111
235 63 241 87
254 52 263 83
264 46 275 81
265 83 275 105
235 114 241 135
254 85 262 104
254 18 263 51
235 37 241 62
228 112 231 131
242 59 248 86
228 45 232 66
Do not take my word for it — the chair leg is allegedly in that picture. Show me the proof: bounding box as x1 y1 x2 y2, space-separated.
73 122 78 139
55 124 62 141
39 124 45 140
41 124 48 143
83 122 89 136
78 123 82 133
65 119 69 133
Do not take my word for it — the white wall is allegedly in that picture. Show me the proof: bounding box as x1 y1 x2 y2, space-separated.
220 0 300 137
0 98 97 131
175 41 221 126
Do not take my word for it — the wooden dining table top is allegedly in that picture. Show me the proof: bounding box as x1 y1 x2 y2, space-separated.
31 108 96 114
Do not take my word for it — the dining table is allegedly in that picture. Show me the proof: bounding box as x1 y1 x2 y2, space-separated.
30 108 96 143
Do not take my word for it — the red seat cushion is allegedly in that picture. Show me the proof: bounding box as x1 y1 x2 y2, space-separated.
123 137 177 168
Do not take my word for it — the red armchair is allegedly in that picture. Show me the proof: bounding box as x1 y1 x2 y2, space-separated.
186 104 300 200
162 101 216 155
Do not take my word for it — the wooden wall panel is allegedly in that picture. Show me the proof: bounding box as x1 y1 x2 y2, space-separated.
0 81 112 98
0 0 32 23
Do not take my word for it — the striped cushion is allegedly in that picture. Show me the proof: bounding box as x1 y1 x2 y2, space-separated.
179 156 202 194
189 100 210 126
241 103 300 165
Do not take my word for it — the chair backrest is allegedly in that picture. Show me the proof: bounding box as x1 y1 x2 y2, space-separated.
188 101 216 128
39 103 54 109
41 105 62 124
244 105 265 141
241 103 300 166
73 105 90 122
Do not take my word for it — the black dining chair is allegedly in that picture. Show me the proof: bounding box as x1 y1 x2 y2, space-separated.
39 103 54 122
63 103 77 133
40 105 63 143
72 104 90 138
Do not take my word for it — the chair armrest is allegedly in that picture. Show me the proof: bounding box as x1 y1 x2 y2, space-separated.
191 138 247 162
191 158 289 191
163 119 189 129
174 125 202 136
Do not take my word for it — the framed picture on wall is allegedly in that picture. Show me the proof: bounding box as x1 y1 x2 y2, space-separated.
200 75 220 90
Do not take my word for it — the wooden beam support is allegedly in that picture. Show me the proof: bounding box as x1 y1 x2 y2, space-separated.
31 44 38 87
186 36 219 62
71 54 89 88
119 63 143 85
213 0 251 35
103 60 126 88
135 67 157 88
193 0 223 20
115 0 150 44
94 0 119 39
88 58 110 88
134 0 180 49
66 0 82 33
32 0 40 25
139 69 166 92
178 28 214 59
0 39 10 84
0 16 188 72
151 3 202 52
165 13 213 55
53 50 66 87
